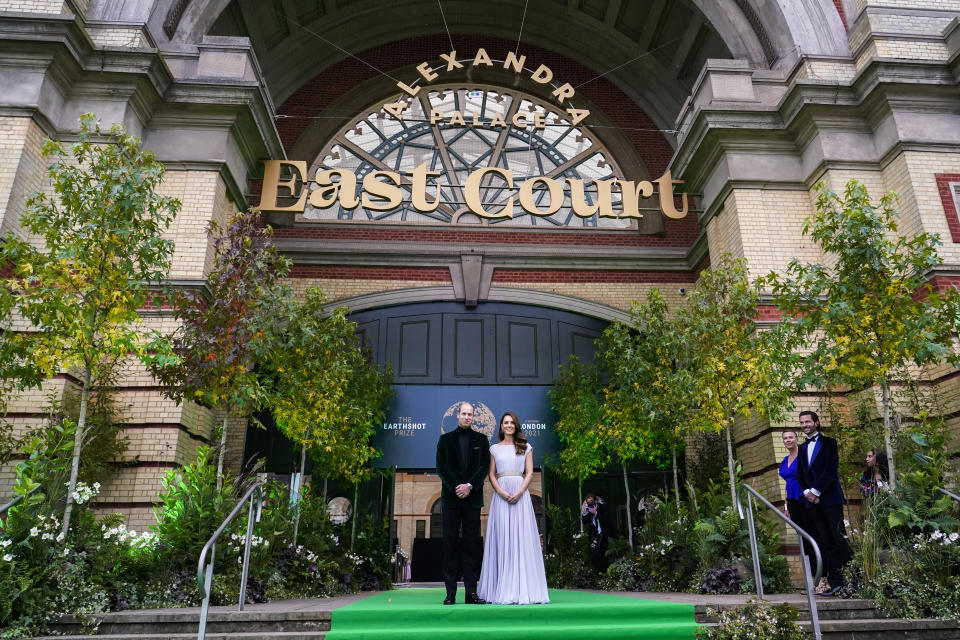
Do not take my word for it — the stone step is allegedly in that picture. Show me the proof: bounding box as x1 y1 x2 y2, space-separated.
695 598 888 622
695 617 960 639
49 610 332 635
803 618 960 639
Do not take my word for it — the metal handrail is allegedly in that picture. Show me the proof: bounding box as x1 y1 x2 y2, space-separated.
937 487 960 503
0 486 42 519
737 483 823 640
196 481 265 640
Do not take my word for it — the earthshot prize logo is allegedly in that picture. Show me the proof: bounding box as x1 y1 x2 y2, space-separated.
440 401 496 441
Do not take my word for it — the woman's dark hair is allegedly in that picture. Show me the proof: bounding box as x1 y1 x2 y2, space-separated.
866 448 889 482
498 411 528 456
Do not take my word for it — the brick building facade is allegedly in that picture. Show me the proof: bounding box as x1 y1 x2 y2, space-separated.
0 0 958 571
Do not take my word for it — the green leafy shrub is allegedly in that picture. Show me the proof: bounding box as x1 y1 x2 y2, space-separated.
694 505 792 594
152 446 238 569
696 599 809 640
626 495 699 591
859 529 960 621
543 505 596 588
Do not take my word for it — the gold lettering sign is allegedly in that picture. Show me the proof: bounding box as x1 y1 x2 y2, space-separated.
259 160 688 221
383 49 590 127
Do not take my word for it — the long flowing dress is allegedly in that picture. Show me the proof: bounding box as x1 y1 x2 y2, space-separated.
477 443 550 604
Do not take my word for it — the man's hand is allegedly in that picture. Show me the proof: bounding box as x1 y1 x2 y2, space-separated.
455 483 471 499
805 492 818 504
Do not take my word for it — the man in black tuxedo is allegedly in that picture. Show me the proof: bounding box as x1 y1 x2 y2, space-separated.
435 402 489 605
796 410 852 596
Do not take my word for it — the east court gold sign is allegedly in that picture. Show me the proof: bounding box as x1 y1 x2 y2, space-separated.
258 161 689 221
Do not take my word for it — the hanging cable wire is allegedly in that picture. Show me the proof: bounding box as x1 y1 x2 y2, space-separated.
574 35 689 89
515 0 530 56
271 7 402 84
437 0 455 52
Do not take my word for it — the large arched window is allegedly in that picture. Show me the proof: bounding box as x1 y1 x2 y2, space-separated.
305 85 637 229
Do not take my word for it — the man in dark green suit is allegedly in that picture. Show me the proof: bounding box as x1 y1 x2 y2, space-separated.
436 401 489 605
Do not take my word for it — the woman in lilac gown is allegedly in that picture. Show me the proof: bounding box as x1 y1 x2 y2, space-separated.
477 412 550 604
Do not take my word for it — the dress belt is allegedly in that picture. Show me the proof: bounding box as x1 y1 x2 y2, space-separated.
496 471 523 478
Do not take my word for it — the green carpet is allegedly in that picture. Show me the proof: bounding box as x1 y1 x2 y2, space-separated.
326 588 698 640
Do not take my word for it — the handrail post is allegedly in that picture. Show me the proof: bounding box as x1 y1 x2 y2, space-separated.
238 488 260 611
744 491 764 599
196 481 265 640
197 543 215 640
802 554 822 640
737 483 823 640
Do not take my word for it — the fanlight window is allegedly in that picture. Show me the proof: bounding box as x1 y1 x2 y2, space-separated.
304 85 634 228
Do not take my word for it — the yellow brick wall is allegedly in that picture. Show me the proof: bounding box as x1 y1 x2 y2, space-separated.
857 0 960 13
0 0 66 13
707 189 821 278
159 170 235 280
0 117 46 240
707 191 746 259
87 27 148 49
896 152 960 264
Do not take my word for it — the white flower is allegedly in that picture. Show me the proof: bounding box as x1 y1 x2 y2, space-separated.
0 539 11 548
62 548 70 556
2 554 12 562
56 532 65 543
41 533 53 541
949 532 959 543
29 527 39 537
931 530 945 541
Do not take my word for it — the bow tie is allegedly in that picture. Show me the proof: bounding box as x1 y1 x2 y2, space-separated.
805 436 818 444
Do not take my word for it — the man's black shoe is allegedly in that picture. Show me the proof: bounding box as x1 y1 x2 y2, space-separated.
464 593 487 605
443 594 456 605
818 585 841 597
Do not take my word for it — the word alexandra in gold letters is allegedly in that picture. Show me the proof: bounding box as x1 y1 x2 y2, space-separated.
383 49 590 127
259 160 688 220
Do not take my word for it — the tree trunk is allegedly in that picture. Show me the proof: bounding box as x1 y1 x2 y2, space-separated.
62 368 92 538
672 445 681 510
216 411 229 491
881 381 897 490
322 477 328 503
541 464 548 548
578 478 583 534
725 423 737 508
622 461 633 549
350 481 359 550
292 441 307 546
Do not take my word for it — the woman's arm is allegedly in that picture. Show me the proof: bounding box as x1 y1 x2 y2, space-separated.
507 448 534 504
488 453 510 501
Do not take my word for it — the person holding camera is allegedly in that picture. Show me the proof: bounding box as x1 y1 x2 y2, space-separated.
581 494 610 573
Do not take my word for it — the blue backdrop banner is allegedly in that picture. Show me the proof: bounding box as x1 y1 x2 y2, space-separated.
373 385 558 468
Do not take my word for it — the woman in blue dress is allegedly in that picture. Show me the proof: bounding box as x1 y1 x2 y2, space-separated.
779 429 816 566
477 412 549 604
